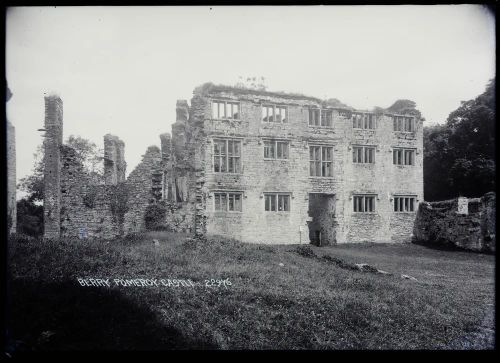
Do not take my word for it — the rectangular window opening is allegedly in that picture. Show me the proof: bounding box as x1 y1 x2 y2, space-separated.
212 100 240 120
393 148 416 166
265 193 290 212
394 196 417 212
309 145 333 177
214 139 241 173
353 195 376 213
352 146 375 164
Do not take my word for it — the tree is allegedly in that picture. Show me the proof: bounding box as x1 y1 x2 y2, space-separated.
423 124 454 201
16 198 44 237
16 135 104 237
17 135 104 203
386 99 424 120
423 79 495 200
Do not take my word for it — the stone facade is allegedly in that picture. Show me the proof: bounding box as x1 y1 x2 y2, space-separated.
42 84 424 244
413 193 495 253
6 85 16 234
59 145 124 239
165 83 424 244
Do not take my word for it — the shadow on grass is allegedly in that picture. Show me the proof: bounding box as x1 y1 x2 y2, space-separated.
6 278 216 351
411 239 491 254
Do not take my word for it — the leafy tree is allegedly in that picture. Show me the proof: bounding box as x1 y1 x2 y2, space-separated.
423 124 454 201
423 79 495 200
18 135 104 203
386 99 424 120
16 198 44 237
16 135 104 236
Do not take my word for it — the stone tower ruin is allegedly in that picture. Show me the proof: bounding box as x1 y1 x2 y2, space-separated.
43 94 63 239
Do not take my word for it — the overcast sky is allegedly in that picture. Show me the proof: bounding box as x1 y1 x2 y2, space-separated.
6 5 496 192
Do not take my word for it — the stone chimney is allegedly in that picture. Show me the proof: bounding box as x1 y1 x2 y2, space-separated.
104 134 126 185
43 94 63 239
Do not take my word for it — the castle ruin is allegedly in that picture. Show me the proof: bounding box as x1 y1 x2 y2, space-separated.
43 83 424 244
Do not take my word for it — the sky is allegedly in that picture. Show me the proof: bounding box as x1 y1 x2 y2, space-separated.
6 5 496 195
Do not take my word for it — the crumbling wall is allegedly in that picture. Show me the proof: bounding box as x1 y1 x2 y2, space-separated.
187 96 208 236
60 145 124 239
6 84 16 234
155 100 199 234
39 93 129 240
104 134 126 185
43 95 63 239
123 146 162 234
413 192 495 253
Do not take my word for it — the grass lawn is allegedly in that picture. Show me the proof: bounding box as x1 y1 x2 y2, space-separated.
6 232 495 350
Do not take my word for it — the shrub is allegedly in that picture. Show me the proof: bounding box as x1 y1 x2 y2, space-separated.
144 202 167 230
16 199 43 237
82 185 99 209
295 245 316 258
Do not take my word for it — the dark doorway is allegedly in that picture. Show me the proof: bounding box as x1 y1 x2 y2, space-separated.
308 193 336 246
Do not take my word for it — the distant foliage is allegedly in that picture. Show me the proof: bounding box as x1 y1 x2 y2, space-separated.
386 99 423 119
424 79 495 200
322 98 353 109
234 76 267 91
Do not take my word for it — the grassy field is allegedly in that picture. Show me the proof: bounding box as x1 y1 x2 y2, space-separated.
6 232 495 350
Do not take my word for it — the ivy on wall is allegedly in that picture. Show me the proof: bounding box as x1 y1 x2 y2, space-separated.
144 202 167 230
110 183 129 225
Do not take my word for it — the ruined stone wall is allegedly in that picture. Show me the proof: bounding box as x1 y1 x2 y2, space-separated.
156 101 198 234
123 146 162 234
7 85 16 233
42 86 422 243
413 192 495 253
60 145 123 239
192 85 423 244
7 121 16 234
37 95 129 241
43 95 63 239
104 134 126 185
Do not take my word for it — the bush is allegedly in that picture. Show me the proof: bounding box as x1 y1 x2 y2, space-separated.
16 199 43 237
144 203 167 231
295 245 316 258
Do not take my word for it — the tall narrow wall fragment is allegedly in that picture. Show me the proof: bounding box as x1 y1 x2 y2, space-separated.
43 95 63 239
6 85 16 234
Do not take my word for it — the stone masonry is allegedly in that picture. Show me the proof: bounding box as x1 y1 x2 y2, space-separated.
42 84 424 244
6 85 16 234
167 83 424 244
43 92 193 239
43 94 63 239
104 134 126 185
413 192 495 253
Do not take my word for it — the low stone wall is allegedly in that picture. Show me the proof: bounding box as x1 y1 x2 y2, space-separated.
413 192 495 253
